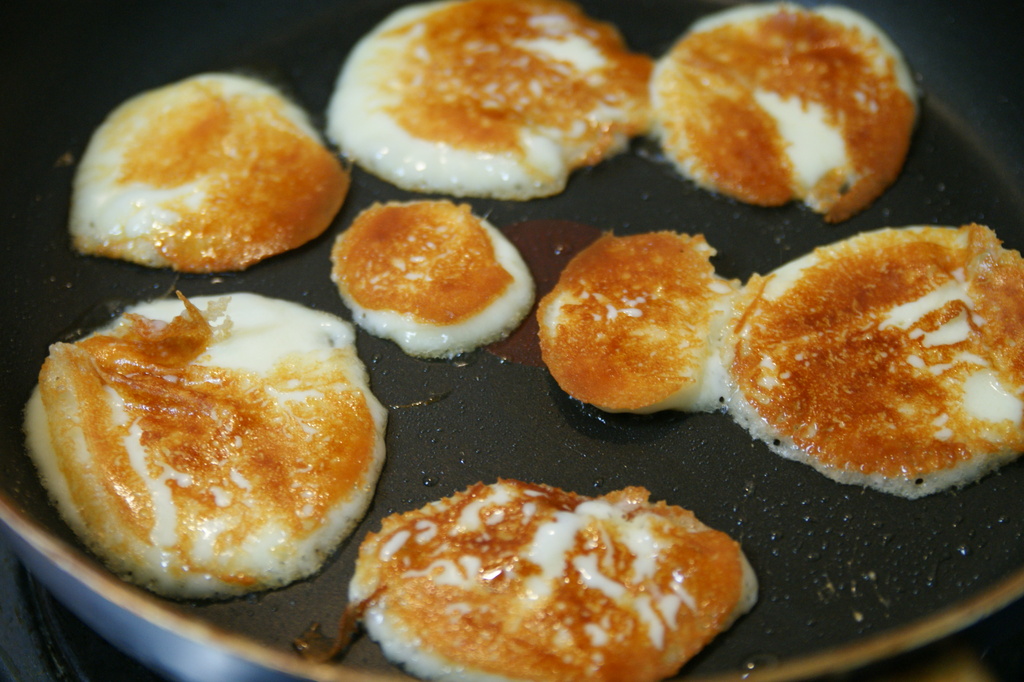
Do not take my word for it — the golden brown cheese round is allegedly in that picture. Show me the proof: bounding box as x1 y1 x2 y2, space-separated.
331 200 534 358
651 3 916 222
725 224 1024 497
25 293 386 598
71 73 349 272
348 479 757 682
326 0 652 199
387 0 650 159
538 232 738 413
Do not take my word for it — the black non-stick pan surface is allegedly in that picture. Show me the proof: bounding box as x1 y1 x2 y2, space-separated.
2 0 1024 680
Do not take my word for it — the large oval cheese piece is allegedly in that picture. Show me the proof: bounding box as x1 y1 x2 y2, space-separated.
725 224 1024 497
326 0 652 199
25 293 386 598
348 479 756 682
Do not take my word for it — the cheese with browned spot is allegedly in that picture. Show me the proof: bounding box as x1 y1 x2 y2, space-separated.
70 73 349 272
326 0 652 199
651 3 916 222
331 200 534 358
724 224 1024 497
24 293 386 598
538 231 739 413
348 480 756 682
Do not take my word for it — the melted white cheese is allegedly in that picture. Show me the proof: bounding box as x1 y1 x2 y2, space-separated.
127 293 356 375
753 89 847 193
964 370 1023 424
326 2 567 199
380 530 412 560
659 2 917 215
516 34 607 71
24 293 386 599
880 280 975 332
524 511 583 600
922 311 973 347
572 554 626 601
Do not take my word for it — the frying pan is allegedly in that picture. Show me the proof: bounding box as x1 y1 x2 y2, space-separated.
2 0 1023 680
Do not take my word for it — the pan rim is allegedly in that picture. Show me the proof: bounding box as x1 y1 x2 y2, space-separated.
3 486 1023 681
2 0 1024 679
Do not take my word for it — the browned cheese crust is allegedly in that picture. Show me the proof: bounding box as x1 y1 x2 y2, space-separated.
350 479 753 682
37 296 380 591
728 224 1024 493
654 6 915 222
331 201 514 325
538 231 737 412
77 78 349 272
382 0 652 163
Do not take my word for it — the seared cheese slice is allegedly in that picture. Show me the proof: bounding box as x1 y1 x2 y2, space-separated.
71 73 349 272
724 224 1024 497
651 3 916 222
25 293 386 598
326 0 652 199
331 200 534 358
348 480 756 682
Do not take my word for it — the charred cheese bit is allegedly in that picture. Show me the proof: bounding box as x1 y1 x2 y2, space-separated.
331 200 534 358
725 224 1024 497
70 73 349 272
348 479 757 682
24 293 386 599
326 0 652 199
538 232 739 413
651 3 916 222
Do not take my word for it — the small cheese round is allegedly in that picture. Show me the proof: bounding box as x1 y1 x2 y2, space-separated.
724 224 1024 497
25 293 386 599
70 73 349 272
331 200 534 358
325 0 652 200
538 231 739 413
347 479 757 682
651 3 916 222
